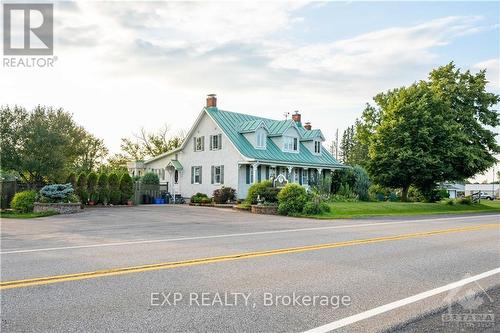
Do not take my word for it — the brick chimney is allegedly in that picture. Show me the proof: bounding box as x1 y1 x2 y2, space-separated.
206 94 217 108
291 110 301 124
304 122 312 130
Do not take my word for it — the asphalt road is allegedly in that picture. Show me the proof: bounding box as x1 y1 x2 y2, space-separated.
1 206 499 332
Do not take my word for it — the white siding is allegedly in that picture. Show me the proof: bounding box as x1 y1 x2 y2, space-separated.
144 111 246 199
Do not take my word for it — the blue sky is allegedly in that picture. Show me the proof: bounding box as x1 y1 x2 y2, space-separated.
1 1 499 180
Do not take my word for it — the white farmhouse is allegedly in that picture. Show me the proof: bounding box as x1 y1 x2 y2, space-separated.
127 95 344 200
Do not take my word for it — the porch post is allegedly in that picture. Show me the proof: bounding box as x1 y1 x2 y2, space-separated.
252 163 259 184
287 166 293 182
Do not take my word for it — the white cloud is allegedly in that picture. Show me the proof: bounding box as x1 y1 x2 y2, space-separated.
0 3 493 154
474 58 500 91
269 16 483 78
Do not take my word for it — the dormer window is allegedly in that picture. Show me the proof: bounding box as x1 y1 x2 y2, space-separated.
256 130 266 149
284 136 298 152
314 140 321 154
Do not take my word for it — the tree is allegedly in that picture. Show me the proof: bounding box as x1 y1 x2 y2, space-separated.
75 172 88 204
340 122 368 166
119 173 134 204
360 63 499 201
66 172 77 188
100 154 129 174
120 124 185 160
97 173 109 204
0 105 108 186
72 134 108 174
108 173 121 205
352 165 371 201
87 172 98 203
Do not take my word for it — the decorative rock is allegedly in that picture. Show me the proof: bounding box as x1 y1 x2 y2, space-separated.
251 205 278 215
33 202 82 214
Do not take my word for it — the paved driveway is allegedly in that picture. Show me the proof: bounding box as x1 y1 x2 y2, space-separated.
1 206 499 332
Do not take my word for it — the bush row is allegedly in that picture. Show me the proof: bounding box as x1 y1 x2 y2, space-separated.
11 183 79 213
68 172 133 205
190 187 237 204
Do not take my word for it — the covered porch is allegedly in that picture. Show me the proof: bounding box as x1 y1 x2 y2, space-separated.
239 162 336 189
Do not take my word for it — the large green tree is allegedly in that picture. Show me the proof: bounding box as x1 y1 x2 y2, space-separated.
360 63 499 201
0 105 108 186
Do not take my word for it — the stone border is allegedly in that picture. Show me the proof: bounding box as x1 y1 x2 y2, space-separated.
251 205 278 215
34 202 82 214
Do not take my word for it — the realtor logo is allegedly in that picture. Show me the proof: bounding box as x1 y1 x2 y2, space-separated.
3 3 53 55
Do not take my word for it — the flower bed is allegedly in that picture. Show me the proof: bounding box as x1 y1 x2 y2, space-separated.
251 204 278 215
33 202 82 214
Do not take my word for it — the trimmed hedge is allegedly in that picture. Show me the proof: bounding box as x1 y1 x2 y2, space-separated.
246 180 280 204
108 173 121 205
277 183 307 216
76 172 88 204
120 173 134 204
97 173 109 204
11 190 37 213
87 172 98 203
213 187 236 204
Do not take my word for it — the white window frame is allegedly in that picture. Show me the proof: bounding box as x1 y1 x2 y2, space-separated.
314 140 321 154
283 136 299 152
302 169 308 185
256 130 266 149
210 134 222 150
194 137 204 152
214 165 222 184
193 166 201 184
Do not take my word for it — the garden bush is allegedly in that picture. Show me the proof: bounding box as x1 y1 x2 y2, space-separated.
443 198 456 205
87 172 98 203
213 187 236 204
76 172 88 203
97 173 109 204
38 183 75 203
408 186 424 202
190 192 209 204
421 187 449 203
108 173 121 205
120 173 134 204
302 201 330 215
277 183 307 216
369 184 390 201
141 172 160 185
331 168 356 194
66 172 77 188
11 190 37 213
246 180 280 204
457 196 473 205
387 192 400 202
352 165 371 201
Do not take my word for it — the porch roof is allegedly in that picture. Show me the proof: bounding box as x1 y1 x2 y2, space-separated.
167 160 183 171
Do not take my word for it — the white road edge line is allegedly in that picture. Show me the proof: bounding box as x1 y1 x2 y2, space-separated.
1 214 496 254
303 267 500 333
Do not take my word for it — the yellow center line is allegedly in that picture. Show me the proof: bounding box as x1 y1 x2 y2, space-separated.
1 223 499 290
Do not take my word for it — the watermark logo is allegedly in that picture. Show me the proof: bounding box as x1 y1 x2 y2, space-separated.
441 273 495 330
3 3 53 55
2 3 56 68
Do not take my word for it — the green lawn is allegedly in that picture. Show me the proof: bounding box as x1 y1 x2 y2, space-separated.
310 200 500 219
0 211 59 219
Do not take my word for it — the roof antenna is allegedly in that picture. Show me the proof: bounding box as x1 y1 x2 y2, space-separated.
283 111 290 120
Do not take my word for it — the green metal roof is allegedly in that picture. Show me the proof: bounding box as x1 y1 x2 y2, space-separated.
168 160 183 171
205 107 344 168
